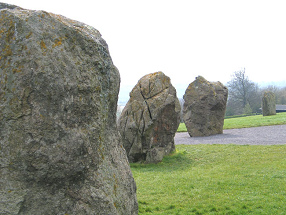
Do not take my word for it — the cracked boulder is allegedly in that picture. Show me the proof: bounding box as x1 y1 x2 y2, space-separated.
0 3 138 215
118 72 181 163
183 76 228 137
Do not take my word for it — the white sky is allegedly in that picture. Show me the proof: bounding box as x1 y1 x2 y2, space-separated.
2 0 286 100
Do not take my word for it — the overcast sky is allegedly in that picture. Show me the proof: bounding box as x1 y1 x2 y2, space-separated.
3 0 286 100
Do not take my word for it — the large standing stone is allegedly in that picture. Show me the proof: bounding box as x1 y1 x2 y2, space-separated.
118 72 181 163
0 4 137 215
262 91 276 116
183 76 228 137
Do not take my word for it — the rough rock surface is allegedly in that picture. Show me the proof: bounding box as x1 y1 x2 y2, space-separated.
262 91 276 116
183 76 228 137
118 72 181 163
0 4 137 215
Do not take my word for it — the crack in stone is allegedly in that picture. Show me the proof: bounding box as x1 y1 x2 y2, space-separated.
139 83 152 120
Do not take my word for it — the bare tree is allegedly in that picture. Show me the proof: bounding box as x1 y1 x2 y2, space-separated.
227 68 259 115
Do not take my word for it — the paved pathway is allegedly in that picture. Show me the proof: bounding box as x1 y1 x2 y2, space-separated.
175 125 286 145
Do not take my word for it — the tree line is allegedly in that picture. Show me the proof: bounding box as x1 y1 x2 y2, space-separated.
226 68 286 116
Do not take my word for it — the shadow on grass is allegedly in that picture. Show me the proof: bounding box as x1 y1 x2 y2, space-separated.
130 149 193 172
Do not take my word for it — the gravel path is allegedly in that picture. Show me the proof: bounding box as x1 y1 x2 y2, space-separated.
175 125 286 145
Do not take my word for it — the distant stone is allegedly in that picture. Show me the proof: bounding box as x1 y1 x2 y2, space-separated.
118 72 181 163
0 3 137 214
183 76 228 137
262 91 276 116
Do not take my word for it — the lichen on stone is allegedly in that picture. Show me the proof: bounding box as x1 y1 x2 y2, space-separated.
118 72 180 163
183 76 228 137
0 3 138 214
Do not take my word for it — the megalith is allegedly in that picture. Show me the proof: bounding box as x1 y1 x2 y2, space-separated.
262 91 276 116
0 4 138 215
118 72 181 163
183 76 228 137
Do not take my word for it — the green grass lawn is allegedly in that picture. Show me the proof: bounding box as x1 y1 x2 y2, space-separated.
131 145 286 214
177 112 286 132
